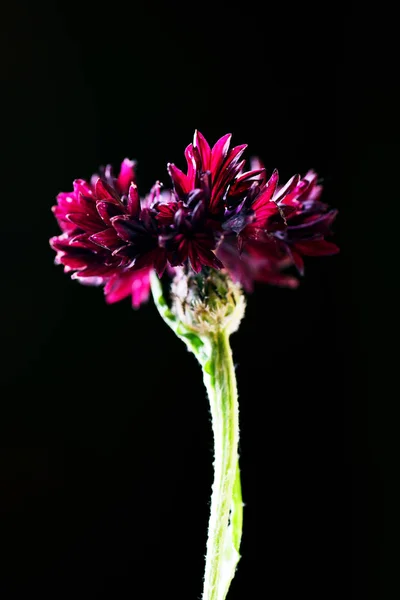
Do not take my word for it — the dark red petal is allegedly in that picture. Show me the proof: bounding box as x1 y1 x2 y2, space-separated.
50 234 71 252
167 163 190 196
127 183 140 217
111 215 145 243
223 144 247 169
117 158 136 194
90 228 124 251
193 130 211 171
251 169 279 212
233 168 266 187
58 255 89 270
153 249 168 277
184 144 196 187
274 174 300 204
288 209 338 237
69 233 99 249
72 264 119 278
94 178 121 202
133 249 167 277
291 249 305 275
188 244 202 273
211 133 232 175
73 179 93 197
294 239 340 256
52 206 77 233
66 212 104 233
96 201 124 226
155 201 179 225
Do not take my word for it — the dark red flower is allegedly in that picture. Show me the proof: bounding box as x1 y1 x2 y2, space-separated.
50 132 339 307
273 170 339 274
167 131 265 216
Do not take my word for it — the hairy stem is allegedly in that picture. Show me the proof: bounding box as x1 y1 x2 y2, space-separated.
201 330 243 600
150 272 243 600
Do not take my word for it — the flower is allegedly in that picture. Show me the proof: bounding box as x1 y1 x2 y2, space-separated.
50 159 154 307
50 132 338 307
272 170 339 274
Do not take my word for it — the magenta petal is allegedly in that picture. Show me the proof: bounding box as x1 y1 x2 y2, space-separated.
59 255 89 270
274 174 300 203
251 170 279 214
117 158 136 194
96 200 124 226
50 234 71 252
211 133 232 175
167 163 190 196
127 183 140 217
193 130 211 171
66 212 103 233
73 264 117 278
104 269 151 307
184 144 196 188
69 233 99 249
56 191 79 212
94 178 120 202
234 168 266 186
90 228 123 251
73 179 93 197
52 206 77 233
224 144 248 169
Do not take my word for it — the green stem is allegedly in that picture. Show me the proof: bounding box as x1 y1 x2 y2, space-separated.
201 330 243 600
150 273 243 600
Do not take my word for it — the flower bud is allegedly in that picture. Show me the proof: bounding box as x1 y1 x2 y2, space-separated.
170 267 246 336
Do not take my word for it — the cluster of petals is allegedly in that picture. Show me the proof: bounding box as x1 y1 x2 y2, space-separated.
50 131 338 307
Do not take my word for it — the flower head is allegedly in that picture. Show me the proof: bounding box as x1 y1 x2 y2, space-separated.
50 131 338 307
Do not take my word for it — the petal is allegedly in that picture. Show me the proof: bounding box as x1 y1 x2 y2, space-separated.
117 158 136 194
291 249 305 275
94 178 121 202
58 255 90 270
111 215 146 243
66 212 103 233
72 264 118 278
104 268 151 307
155 201 179 226
96 200 124 226
184 144 196 188
211 133 232 176
193 130 211 171
90 228 124 251
274 174 301 204
251 169 279 211
73 179 93 197
69 233 99 249
294 239 340 256
223 144 248 170
127 183 140 217
49 234 71 252
167 163 190 197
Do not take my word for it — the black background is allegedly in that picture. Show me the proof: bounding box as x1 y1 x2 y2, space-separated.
0 1 397 598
